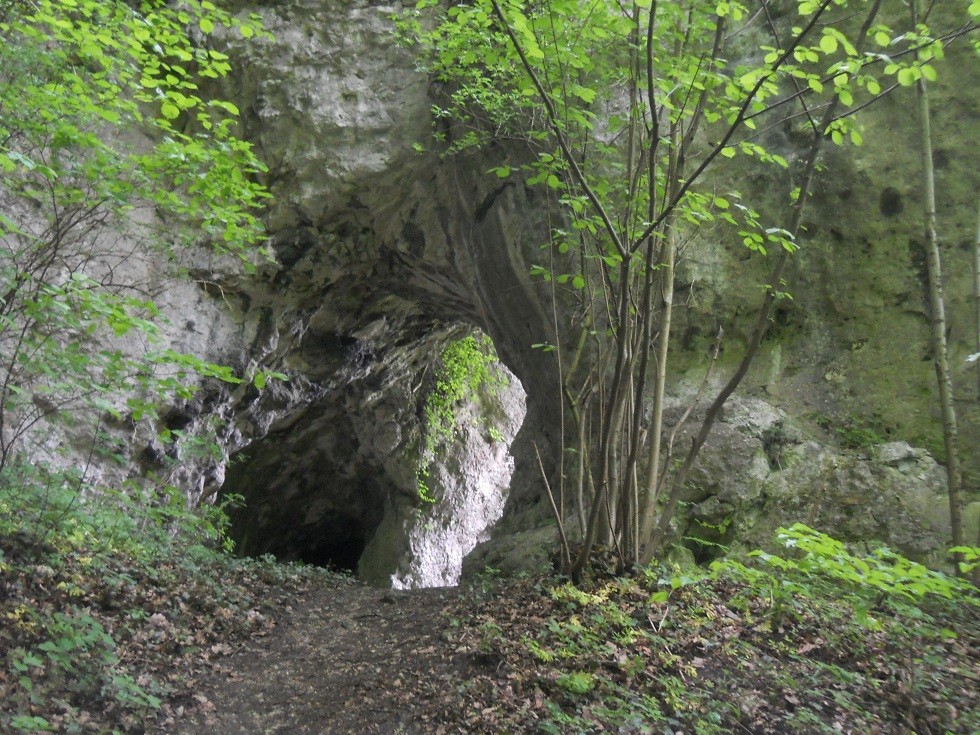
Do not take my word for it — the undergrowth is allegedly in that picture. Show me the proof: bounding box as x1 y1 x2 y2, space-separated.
440 525 979 735
0 465 335 734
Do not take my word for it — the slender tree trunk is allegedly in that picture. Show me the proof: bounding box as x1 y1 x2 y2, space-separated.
973 200 979 568
913 20 965 566
973 199 979 402
638 222 676 546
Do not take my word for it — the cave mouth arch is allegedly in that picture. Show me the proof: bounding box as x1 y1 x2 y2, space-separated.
217 322 527 587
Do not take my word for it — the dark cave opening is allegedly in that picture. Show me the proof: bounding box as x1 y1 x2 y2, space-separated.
300 536 366 572
222 487 381 574
219 424 388 576
282 512 376 573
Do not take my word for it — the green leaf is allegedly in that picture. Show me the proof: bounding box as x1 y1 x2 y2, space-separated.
571 275 585 290
160 102 180 119
819 34 838 54
920 64 936 82
571 84 596 103
199 17 215 34
897 67 917 86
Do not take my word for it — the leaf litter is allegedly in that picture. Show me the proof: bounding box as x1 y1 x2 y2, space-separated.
2 531 976 734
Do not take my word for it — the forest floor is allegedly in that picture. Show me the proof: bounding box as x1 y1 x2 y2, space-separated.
150 577 473 735
2 529 978 735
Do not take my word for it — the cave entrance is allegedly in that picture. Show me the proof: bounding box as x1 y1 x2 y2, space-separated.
222 470 385 575
218 405 389 576
216 321 528 587
300 530 366 572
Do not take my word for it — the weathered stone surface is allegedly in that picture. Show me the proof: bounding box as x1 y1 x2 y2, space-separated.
462 525 561 580
359 360 526 589
154 1 557 583
574 390 954 566
744 440 951 564
675 400 953 566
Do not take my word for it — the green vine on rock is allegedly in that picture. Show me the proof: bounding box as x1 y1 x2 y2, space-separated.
416 334 508 504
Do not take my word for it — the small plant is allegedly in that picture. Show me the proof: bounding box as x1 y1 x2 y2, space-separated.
445 532 978 735
555 670 596 695
948 545 980 576
836 423 885 451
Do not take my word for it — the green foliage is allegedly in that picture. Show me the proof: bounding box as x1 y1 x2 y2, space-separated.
0 0 270 256
400 0 897 258
399 0 974 575
744 523 978 604
949 545 980 576
0 458 239 565
809 411 888 451
0 480 189 728
0 465 334 733
555 670 595 695
0 0 276 477
836 423 885 450
454 525 977 735
13 609 162 716
707 524 979 632
0 8 284 724
416 334 507 503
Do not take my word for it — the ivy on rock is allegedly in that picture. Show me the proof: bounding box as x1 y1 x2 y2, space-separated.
417 334 509 504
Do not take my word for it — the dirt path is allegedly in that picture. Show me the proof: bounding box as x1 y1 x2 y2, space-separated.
153 576 477 735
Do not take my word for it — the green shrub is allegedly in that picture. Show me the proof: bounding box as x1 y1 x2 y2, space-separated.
743 523 977 603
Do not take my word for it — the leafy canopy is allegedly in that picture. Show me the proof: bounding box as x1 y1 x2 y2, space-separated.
0 0 278 549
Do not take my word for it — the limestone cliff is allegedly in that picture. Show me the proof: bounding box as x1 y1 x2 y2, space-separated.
11 0 974 584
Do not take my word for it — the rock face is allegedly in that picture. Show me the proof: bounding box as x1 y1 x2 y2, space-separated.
678 399 952 567
223 313 527 588
168 0 971 578
463 396 954 576
17 0 973 583
148 0 557 584
359 362 526 588
199 0 564 582
748 441 951 563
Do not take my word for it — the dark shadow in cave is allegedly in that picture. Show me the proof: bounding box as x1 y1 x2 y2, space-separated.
219 427 388 575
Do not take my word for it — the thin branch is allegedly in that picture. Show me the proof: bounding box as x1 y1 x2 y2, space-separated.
489 0 629 260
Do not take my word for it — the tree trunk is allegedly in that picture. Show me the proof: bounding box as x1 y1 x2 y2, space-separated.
974 200 979 570
913 22 965 568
